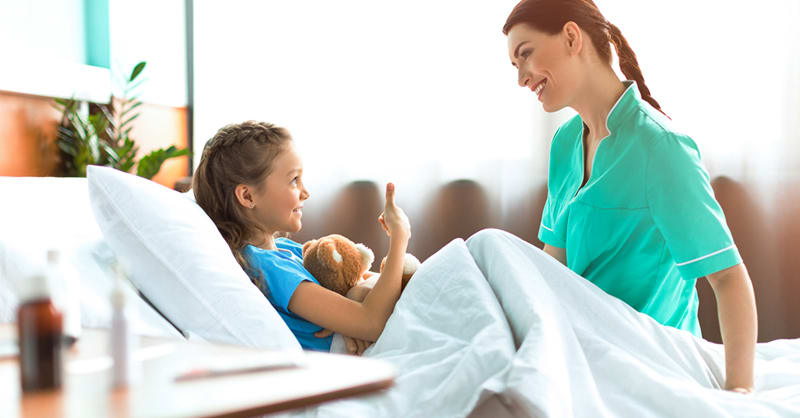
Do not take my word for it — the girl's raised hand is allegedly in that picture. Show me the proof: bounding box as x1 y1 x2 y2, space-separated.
378 183 410 240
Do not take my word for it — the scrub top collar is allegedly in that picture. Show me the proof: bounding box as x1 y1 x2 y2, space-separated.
581 80 641 137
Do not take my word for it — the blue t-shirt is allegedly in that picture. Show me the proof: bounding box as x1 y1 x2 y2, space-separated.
243 238 332 351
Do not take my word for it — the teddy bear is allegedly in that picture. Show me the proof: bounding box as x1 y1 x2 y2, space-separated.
379 252 420 291
302 234 420 296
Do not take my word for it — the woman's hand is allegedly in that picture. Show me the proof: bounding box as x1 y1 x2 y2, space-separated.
728 387 753 394
378 183 410 241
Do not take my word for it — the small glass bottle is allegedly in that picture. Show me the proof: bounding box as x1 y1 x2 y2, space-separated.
111 262 139 388
17 271 64 392
46 249 81 346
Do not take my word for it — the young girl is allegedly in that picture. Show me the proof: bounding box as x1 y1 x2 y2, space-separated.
192 120 410 353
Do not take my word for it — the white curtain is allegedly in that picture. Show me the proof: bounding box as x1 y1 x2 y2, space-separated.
193 0 800 224
193 0 564 220
596 0 800 190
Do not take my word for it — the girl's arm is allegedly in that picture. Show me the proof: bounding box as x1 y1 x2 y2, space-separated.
289 183 410 342
348 271 380 296
705 263 757 393
290 236 408 341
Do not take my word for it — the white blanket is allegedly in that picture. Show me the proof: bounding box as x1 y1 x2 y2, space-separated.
293 238 516 417
294 230 800 417
466 229 800 417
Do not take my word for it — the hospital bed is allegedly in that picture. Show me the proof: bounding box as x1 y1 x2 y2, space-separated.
1 173 799 417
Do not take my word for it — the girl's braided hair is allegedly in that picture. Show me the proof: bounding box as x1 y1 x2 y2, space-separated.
192 121 293 292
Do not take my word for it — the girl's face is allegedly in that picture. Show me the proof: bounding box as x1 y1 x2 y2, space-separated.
250 141 309 234
507 22 583 112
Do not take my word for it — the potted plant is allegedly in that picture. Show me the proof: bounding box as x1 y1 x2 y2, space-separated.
54 61 190 179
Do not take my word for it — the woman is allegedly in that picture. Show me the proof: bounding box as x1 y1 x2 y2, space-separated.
503 0 756 393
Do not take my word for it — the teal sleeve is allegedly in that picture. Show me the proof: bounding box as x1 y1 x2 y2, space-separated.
538 191 567 248
646 133 742 279
538 125 568 248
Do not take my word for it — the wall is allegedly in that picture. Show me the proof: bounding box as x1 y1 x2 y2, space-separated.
0 90 188 188
289 174 800 344
192 0 799 344
0 91 61 177
0 0 190 188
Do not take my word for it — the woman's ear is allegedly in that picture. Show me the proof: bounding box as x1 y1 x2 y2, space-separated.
562 21 583 55
235 184 255 209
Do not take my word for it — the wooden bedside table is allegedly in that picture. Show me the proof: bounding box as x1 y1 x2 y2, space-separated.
0 324 395 417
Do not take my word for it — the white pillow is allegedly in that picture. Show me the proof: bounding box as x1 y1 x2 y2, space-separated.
0 176 179 338
86 165 301 351
0 238 181 338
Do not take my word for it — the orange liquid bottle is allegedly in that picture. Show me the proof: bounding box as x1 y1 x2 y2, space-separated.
17 272 64 392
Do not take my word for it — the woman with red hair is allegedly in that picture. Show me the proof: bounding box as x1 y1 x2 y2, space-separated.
503 0 756 393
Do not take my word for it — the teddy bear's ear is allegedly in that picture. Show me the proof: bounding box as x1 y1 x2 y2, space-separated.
302 239 317 258
355 243 375 270
318 241 343 269
402 253 421 275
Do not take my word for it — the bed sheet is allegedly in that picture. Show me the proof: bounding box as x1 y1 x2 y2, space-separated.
291 229 800 417
292 238 516 417
467 229 800 417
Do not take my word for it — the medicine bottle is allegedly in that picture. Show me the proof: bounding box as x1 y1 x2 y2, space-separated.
111 262 139 387
17 271 64 392
46 249 81 345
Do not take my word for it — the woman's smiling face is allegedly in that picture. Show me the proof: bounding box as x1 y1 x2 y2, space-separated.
507 22 584 112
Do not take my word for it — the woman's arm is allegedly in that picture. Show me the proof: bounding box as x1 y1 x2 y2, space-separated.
705 263 757 392
543 244 567 266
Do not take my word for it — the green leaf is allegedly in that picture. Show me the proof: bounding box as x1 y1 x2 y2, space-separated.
110 137 138 172
53 98 70 111
97 105 117 128
53 97 76 113
65 113 87 143
51 59 159 178
101 143 120 164
56 126 76 140
136 146 191 179
121 113 140 129
88 131 101 164
88 112 108 136
124 78 146 94
120 101 143 118
57 141 77 156
129 61 146 82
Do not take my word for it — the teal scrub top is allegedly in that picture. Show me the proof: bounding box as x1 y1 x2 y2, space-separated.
538 80 742 337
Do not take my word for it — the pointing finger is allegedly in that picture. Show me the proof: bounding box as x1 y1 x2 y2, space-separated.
385 183 396 207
